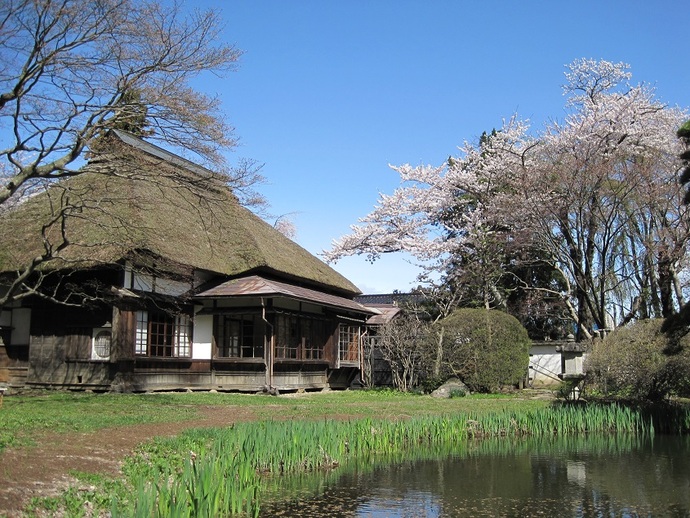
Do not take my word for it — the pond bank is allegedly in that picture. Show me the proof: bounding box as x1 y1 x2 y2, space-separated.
2 390 688 516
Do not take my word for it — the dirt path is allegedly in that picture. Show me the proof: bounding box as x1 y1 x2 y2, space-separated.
0 405 257 517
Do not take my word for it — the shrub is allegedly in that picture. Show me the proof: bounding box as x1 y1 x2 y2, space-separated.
437 308 531 393
417 375 447 394
556 379 582 401
585 319 690 400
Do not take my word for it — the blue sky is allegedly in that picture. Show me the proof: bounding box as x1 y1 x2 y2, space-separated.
191 0 689 294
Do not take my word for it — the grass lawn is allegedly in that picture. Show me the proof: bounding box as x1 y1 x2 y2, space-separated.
0 389 553 452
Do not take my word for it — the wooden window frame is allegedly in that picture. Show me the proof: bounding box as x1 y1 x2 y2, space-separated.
274 313 328 361
214 314 264 359
135 310 192 358
338 324 360 363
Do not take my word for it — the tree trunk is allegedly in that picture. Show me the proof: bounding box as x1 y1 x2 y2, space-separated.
434 326 444 378
657 250 675 318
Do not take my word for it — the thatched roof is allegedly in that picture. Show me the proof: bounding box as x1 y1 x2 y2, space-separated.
0 131 360 296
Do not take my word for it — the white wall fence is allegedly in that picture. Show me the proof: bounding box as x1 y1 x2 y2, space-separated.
529 340 588 387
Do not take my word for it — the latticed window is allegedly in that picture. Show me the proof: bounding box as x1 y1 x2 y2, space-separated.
275 314 299 359
302 318 327 360
135 310 191 358
214 314 263 358
92 330 112 359
135 311 148 355
175 315 191 357
275 314 328 360
339 324 360 362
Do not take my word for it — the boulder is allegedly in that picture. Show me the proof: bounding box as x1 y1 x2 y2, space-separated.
431 377 470 398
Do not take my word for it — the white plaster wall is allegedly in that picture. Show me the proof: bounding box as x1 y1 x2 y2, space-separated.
193 314 213 360
529 344 562 386
154 277 189 297
132 272 154 292
127 270 189 296
123 267 132 289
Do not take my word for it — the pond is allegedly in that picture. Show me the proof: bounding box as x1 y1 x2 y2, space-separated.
260 434 690 517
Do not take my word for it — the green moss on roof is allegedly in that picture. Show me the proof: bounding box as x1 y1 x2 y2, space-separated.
0 132 360 295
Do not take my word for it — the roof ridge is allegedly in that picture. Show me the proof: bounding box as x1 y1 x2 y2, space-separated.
110 129 216 179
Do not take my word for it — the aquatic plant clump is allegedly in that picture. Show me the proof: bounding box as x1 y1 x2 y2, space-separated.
114 403 660 516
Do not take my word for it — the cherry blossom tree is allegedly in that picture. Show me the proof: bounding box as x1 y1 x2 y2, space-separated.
326 59 689 341
678 119 690 201
526 60 688 336
325 118 535 302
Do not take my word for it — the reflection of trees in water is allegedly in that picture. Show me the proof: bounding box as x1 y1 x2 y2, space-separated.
530 435 690 517
261 435 690 517
567 436 690 516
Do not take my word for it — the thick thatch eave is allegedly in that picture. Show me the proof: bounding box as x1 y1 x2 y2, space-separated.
0 131 360 296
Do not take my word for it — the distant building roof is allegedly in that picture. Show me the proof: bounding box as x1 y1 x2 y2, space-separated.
355 292 425 325
362 304 402 325
354 293 424 305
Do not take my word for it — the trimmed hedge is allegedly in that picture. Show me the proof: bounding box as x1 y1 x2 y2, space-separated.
438 308 531 393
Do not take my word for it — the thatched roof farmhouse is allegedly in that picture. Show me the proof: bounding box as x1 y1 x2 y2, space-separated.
0 130 375 392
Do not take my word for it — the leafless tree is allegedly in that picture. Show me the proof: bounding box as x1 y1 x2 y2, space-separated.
373 292 461 391
0 0 245 200
376 315 434 391
0 0 261 307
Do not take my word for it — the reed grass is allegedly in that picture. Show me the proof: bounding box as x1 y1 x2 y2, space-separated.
112 402 666 517
0 389 548 454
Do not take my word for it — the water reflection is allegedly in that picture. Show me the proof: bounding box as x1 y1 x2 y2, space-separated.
259 435 690 517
